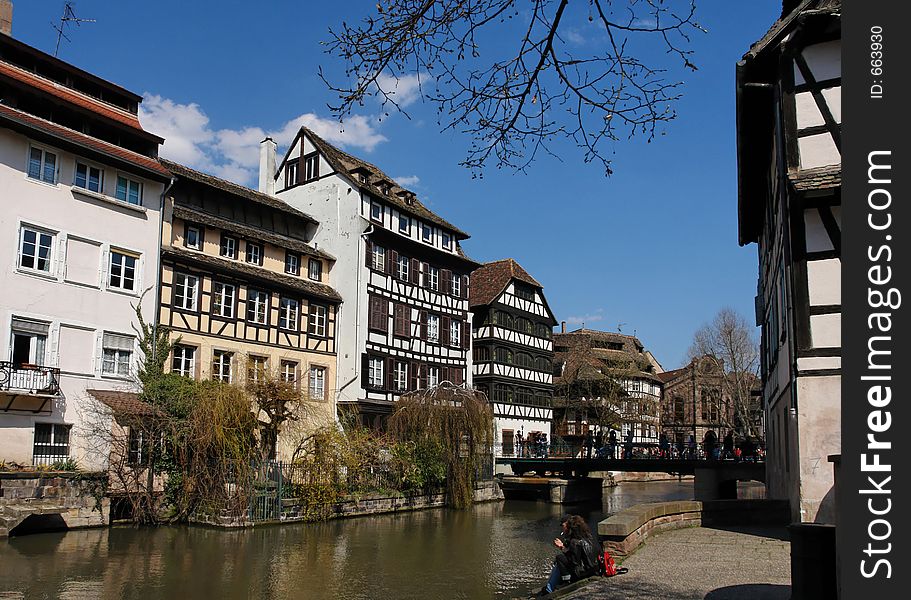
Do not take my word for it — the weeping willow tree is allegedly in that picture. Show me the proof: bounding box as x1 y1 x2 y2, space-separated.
387 383 494 509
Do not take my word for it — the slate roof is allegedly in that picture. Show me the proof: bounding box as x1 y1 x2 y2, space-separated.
162 246 342 302
297 126 470 239
161 159 317 223
0 103 171 178
0 61 159 140
744 0 841 61
469 258 542 307
788 164 841 192
554 329 662 385
87 389 162 418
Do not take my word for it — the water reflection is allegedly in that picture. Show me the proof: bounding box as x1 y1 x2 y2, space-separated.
1 480 695 599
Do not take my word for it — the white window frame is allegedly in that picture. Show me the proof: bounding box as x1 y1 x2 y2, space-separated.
309 304 327 337
368 357 384 388
427 314 440 343
398 214 410 233
247 289 269 325
18 225 55 274
308 259 322 281
27 146 57 184
421 223 433 243
397 255 409 281
74 161 104 193
394 361 408 391
450 320 461 347
248 356 268 383
451 275 461 297
279 297 300 330
185 225 202 251
102 344 133 378
303 154 319 181
428 366 440 388
442 232 452 250
372 245 385 271
281 360 299 384
108 249 139 292
212 282 236 318
309 365 326 400
220 234 238 259
285 252 300 276
427 266 439 291
370 201 383 222
172 345 196 377
246 241 263 266
33 423 70 464
173 273 199 311
212 350 233 383
115 174 143 206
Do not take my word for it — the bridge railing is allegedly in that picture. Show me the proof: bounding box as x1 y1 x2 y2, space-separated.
494 441 764 462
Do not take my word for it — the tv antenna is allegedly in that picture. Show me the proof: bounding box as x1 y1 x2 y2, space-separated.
52 2 96 57
617 322 626 332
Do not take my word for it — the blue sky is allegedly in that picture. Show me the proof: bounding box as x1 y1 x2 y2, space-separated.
11 1 780 370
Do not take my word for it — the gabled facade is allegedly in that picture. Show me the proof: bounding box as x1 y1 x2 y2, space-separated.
470 259 557 456
0 32 170 468
736 0 841 523
553 328 663 446
658 357 735 450
158 160 342 451
269 128 476 427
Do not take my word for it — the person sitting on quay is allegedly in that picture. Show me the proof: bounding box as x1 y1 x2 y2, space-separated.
539 515 601 595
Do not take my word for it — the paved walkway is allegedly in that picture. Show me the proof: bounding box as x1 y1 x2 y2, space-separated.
556 525 791 600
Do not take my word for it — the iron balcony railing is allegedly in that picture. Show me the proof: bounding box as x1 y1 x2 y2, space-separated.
0 361 61 396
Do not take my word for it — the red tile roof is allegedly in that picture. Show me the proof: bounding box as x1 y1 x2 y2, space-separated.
0 103 171 178
469 258 542 307
86 389 162 417
0 61 160 140
657 367 688 383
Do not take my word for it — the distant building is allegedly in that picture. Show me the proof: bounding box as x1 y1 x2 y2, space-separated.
658 357 734 450
268 128 476 427
157 160 342 457
0 31 169 467
470 259 556 456
553 328 662 447
736 0 841 522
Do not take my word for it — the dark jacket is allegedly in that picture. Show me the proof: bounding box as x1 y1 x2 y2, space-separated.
567 536 601 580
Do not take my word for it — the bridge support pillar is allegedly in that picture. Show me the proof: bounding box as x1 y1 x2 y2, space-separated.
498 476 606 504
694 468 738 501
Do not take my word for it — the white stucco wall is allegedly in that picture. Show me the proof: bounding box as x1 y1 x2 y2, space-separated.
0 128 163 469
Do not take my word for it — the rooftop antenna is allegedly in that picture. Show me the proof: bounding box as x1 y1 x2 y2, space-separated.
52 2 95 57
617 322 626 332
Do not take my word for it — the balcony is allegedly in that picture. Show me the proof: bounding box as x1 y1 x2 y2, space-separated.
1 362 61 413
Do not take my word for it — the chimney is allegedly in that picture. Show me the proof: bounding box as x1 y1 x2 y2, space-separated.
561 321 566 333
258 137 277 195
1 1 12 37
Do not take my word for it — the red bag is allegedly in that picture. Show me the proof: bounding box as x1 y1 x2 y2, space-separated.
597 550 628 577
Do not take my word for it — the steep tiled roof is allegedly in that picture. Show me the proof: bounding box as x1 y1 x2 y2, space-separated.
469 258 542 307
161 159 317 223
788 164 841 191
297 126 470 239
658 367 688 384
162 247 342 302
87 389 162 417
0 61 160 140
0 103 171 178
744 0 841 61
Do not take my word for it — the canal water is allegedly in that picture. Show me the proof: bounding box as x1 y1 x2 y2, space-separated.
0 480 695 599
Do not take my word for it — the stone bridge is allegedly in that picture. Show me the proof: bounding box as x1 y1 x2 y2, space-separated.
1 471 109 537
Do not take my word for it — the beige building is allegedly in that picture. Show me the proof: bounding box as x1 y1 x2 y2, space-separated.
158 160 342 457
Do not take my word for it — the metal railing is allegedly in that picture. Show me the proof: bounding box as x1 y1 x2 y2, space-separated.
0 361 61 395
494 442 765 462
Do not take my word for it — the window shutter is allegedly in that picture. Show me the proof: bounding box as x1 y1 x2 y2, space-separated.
365 239 373 268
461 275 469 299
389 250 398 276
385 357 395 390
441 315 451 346
441 270 452 295
462 322 471 349
440 366 449 383
419 310 428 340
361 353 370 388
419 363 428 389
410 258 420 285
409 362 418 391
380 298 389 332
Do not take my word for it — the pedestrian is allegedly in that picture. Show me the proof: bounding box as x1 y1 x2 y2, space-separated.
541 433 549 458
687 433 696 459
704 430 718 460
595 428 604 457
608 429 618 459
515 430 523 458
539 515 601 595
722 430 735 460
658 432 670 459
584 429 594 459
623 429 633 459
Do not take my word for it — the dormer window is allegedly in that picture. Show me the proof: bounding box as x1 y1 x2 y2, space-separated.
303 153 319 181
398 214 410 233
442 232 452 250
286 160 299 187
359 173 369 183
421 223 433 244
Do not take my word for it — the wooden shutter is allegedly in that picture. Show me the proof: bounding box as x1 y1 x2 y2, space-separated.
419 363 428 389
441 270 452 294
441 366 450 383
462 320 471 349
365 239 373 268
409 258 419 284
419 310 428 340
361 353 370 388
461 275 469 299
379 298 388 332
385 357 395 390
441 315 451 346
409 362 419 391
390 250 399 279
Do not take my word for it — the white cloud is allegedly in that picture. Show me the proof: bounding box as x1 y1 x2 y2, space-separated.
564 309 606 326
563 28 587 45
393 175 420 188
375 72 427 107
139 95 388 186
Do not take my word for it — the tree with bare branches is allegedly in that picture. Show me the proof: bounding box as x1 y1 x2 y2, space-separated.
687 308 761 440
322 0 703 175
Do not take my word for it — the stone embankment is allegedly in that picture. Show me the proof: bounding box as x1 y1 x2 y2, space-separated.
0 471 109 537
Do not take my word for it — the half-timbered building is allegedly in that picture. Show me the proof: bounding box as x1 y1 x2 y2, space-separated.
553 328 663 448
470 259 557 457
265 129 476 427
0 30 169 468
736 0 840 523
158 160 342 443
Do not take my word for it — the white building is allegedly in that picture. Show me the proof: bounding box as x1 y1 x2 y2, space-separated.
470 259 556 456
264 128 476 427
736 0 841 523
0 31 169 468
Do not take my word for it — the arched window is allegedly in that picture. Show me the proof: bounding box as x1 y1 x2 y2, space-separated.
536 323 552 339
535 357 552 372
495 347 513 364
515 352 533 368
516 317 532 333
494 311 513 329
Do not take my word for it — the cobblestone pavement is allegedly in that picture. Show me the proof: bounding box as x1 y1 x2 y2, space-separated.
556 526 791 600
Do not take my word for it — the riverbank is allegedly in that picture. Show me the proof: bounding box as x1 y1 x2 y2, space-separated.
552 525 790 600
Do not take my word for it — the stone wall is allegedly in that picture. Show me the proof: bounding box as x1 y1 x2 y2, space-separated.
0 471 109 537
